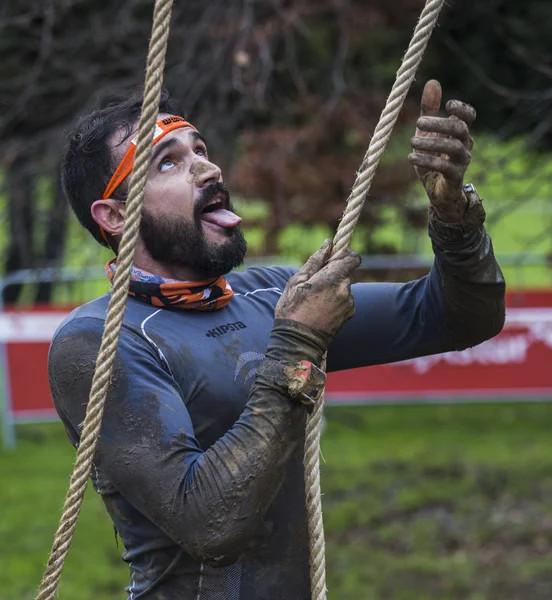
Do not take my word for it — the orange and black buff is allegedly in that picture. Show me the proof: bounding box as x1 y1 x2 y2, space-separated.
106 259 233 311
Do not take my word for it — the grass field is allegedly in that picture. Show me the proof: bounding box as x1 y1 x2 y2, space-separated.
2 402 552 600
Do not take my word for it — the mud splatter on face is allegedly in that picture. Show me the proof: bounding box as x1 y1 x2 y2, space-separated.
187 160 213 185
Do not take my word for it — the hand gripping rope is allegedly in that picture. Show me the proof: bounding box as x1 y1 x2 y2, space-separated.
35 1 445 598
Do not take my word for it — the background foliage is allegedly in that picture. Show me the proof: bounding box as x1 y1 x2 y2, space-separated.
2 0 552 300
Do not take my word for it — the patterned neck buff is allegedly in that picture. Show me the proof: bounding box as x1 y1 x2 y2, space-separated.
105 259 233 311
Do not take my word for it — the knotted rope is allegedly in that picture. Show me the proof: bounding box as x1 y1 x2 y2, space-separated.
35 0 174 597
303 1 445 598
36 0 445 598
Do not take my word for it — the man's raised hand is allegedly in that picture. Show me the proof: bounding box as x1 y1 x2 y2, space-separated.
408 79 476 223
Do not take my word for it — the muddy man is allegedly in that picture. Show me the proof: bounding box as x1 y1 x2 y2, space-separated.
49 82 504 599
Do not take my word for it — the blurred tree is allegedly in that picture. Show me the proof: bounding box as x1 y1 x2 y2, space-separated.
433 0 552 146
0 0 428 301
1 0 547 301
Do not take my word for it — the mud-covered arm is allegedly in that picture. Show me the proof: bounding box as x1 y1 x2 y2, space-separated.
327 194 505 371
48 317 327 565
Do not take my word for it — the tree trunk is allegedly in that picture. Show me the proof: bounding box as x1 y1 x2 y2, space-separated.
3 150 35 305
35 170 68 304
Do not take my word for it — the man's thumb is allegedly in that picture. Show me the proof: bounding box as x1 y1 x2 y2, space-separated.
420 80 442 119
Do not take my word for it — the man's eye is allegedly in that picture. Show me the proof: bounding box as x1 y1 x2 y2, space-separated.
159 158 175 172
195 147 208 158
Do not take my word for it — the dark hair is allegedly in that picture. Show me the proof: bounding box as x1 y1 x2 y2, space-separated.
60 89 180 247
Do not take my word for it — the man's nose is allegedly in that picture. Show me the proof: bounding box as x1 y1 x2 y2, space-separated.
191 159 222 187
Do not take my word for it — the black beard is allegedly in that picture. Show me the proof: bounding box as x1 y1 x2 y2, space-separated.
140 200 247 279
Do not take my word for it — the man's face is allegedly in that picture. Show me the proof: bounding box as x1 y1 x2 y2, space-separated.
111 115 247 278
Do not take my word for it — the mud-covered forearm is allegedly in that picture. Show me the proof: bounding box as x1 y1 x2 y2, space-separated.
429 189 506 350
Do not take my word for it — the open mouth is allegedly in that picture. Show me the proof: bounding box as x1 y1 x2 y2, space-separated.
202 196 226 214
200 193 242 229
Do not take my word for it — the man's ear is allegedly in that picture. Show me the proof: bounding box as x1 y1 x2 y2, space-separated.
91 199 126 235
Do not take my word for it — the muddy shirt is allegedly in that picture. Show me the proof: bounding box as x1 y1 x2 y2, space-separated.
48 201 505 600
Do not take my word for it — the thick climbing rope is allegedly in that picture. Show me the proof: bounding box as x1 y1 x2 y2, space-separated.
35 0 444 598
35 0 175 598
303 1 445 598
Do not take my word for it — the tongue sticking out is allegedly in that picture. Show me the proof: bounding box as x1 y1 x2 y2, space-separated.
201 208 242 229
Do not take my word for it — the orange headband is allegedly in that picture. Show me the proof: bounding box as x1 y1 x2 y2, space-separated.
102 115 197 200
99 116 197 245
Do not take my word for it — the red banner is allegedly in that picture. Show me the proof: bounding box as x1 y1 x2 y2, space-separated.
2 292 552 422
1 311 66 417
325 306 552 402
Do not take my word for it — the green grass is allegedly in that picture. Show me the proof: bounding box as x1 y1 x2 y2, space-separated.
2 402 552 599
322 403 552 600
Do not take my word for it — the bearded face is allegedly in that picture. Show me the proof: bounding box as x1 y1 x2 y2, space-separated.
140 182 247 279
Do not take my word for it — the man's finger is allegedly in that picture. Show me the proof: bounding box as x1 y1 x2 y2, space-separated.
337 277 356 313
420 80 442 118
407 153 464 184
329 248 362 270
411 136 471 165
416 116 470 144
292 239 332 283
416 80 442 139
312 250 361 286
446 100 477 127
